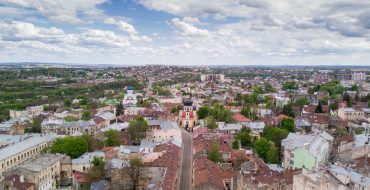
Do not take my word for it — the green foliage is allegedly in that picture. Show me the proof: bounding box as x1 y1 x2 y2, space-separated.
281 118 295 132
80 134 93 152
207 140 223 162
209 104 233 123
295 97 308 107
64 99 72 107
315 101 323 113
240 106 251 118
319 80 345 96
28 117 42 133
127 116 149 144
283 81 298 90
266 144 279 164
103 129 121 146
263 126 289 149
197 106 210 119
235 127 253 147
50 136 88 158
343 93 352 107
81 110 92 121
254 138 271 160
88 156 105 183
281 103 295 118
205 116 217 129
264 83 276 93
232 139 239 149
116 103 124 117
123 157 146 190
64 116 79 122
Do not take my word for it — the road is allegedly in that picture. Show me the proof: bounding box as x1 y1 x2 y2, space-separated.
179 129 193 190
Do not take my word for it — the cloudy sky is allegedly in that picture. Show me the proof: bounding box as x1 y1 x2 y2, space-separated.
0 0 370 65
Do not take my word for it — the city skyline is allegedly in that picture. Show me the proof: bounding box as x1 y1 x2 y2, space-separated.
1 0 370 65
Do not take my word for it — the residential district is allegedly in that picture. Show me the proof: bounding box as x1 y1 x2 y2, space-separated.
0 65 370 190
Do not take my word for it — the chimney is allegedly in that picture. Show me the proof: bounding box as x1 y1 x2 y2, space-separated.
20 175 24 183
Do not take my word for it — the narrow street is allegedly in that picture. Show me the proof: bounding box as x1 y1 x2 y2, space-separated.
179 129 193 190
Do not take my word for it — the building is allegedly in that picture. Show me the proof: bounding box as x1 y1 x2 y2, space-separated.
9 106 44 119
6 153 70 190
0 174 35 190
72 151 105 173
281 132 333 171
352 72 366 81
0 134 57 180
338 107 364 121
200 74 225 82
122 86 139 108
178 99 197 131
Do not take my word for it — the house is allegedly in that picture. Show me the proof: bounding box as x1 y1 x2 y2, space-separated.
232 113 251 125
90 180 110 190
332 135 354 163
281 132 333 171
238 157 298 190
41 118 63 134
6 153 70 190
246 122 265 134
0 174 35 190
217 122 242 134
0 121 24 135
193 157 236 190
72 171 89 190
72 151 105 172
0 134 57 180
338 107 365 121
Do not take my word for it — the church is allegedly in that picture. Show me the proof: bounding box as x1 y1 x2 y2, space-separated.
178 99 197 131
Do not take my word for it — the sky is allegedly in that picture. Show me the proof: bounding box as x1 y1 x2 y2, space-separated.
0 0 370 66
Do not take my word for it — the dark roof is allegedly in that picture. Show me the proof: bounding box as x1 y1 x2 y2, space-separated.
90 180 109 190
4 174 34 190
183 99 193 106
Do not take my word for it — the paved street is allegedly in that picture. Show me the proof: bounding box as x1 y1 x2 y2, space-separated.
179 129 193 190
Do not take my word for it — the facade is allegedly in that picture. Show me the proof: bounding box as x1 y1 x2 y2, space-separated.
7 154 69 190
122 86 139 107
9 106 44 119
200 74 225 82
0 134 57 180
72 151 105 172
282 132 333 171
338 108 364 120
178 99 197 131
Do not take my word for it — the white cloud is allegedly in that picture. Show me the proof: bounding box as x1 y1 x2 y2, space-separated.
0 0 108 23
171 18 210 37
104 18 138 35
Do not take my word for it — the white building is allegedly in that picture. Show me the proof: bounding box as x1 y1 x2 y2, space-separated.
338 107 364 121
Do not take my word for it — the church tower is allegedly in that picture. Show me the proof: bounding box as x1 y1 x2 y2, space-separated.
179 99 197 131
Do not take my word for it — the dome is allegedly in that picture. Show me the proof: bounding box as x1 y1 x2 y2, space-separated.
183 99 193 106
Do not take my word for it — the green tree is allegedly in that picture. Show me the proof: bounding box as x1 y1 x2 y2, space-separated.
295 97 308 107
127 116 149 144
81 134 93 152
116 103 124 117
263 126 288 149
81 110 91 120
122 157 146 190
231 139 239 149
50 137 88 158
64 116 79 122
343 93 352 107
197 106 210 119
267 143 279 164
281 118 295 132
283 81 298 90
29 117 42 133
282 103 295 117
240 106 251 118
235 127 253 147
88 156 105 182
205 116 217 129
103 129 121 146
254 138 271 160
207 140 223 162
64 99 72 107
315 101 323 113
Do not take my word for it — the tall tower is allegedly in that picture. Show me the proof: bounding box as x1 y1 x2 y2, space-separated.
178 99 197 131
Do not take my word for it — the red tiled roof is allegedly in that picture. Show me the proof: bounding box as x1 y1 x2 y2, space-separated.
73 171 89 184
4 174 34 190
193 157 236 189
233 113 251 122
